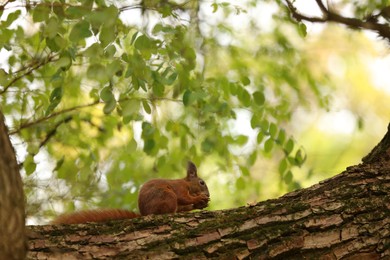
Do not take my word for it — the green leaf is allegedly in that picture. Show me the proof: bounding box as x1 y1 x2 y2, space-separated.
134 34 154 58
183 90 192 106
69 20 92 43
239 166 250 177
46 86 63 115
241 76 250 86
278 159 287 175
103 99 116 114
142 122 155 138
134 34 152 50
66 6 88 19
86 5 118 28
89 89 99 101
143 139 155 154
32 4 50 22
284 170 293 184
257 131 264 144
87 64 107 82
47 34 67 52
4 10 21 27
285 138 294 155
100 86 114 102
24 154 36 175
0 69 9 86
253 91 265 106
248 151 257 166
201 137 214 153
153 83 165 97
53 156 65 171
104 45 116 58
235 135 248 146
120 99 140 117
55 55 72 68
269 123 277 138
106 60 122 77
264 138 273 153
298 23 307 38
100 25 116 47
45 16 60 39
237 87 251 107
295 149 306 166
130 31 139 45
142 100 151 114
84 43 103 58
50 86 63 102
277 129 286 145
211 3 218 13
251 114 261 129
166 72 177 85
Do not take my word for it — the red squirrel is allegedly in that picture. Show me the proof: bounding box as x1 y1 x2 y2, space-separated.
52 161 210 224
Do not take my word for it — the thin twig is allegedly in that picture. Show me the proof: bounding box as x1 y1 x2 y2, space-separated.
9 96 182 135
9 100 101 135
315 0 328 15
39 116 73 148
0 55 57 95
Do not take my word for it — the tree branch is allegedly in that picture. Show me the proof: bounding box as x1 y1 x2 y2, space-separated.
39 116 73 148
9 97 182 135
0 55 57 95
9 100 101 135
315 0 328 15
27 159 390 259
285 0 390 42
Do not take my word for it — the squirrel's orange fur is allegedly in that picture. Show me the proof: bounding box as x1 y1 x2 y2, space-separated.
52 161 209 224
51 209 140 224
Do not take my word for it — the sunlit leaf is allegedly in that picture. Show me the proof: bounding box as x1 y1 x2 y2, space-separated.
298 23 307 38
87 64 107 82
69 20 92 42
32 4 49 22
253 91 265 106
182 90 192 106
24 154 36 176
264 138 273 153
103 99 116 114
284 170 293 184
278 159 287 175
285 138 294 155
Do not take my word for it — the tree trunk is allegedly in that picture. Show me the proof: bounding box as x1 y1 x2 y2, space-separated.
27 125 390 259
0 111 27 259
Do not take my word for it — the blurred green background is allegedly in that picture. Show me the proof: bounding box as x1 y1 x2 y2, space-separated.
0 0 388 224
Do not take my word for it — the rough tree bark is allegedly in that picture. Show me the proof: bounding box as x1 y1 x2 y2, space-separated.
26 124 390 259
0 111 27 259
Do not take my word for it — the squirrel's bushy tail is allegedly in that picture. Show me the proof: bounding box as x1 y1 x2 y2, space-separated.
52 209 140 224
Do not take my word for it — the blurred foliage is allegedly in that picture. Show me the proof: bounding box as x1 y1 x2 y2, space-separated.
0 0 388 224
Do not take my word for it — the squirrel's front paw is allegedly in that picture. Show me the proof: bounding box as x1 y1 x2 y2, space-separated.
194 194 210 209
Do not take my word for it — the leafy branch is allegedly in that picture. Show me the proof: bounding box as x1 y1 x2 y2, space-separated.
0 54 58 95
9 97 182 135
285 0 390 42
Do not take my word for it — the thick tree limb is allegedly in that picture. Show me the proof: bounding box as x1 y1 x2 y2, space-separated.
363 123 390 164
285 0 390 42
27 125 390 259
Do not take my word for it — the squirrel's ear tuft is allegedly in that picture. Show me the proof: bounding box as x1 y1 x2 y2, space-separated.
187 161 197 177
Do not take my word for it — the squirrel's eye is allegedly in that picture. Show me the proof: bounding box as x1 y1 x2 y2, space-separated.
199 180 205 185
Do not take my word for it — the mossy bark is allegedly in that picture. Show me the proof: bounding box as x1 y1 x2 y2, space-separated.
27 124 390 259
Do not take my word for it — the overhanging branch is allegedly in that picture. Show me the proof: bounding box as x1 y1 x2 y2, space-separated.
285 0 390 42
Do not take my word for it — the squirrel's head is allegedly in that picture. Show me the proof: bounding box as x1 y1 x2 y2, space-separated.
186 161 210 198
